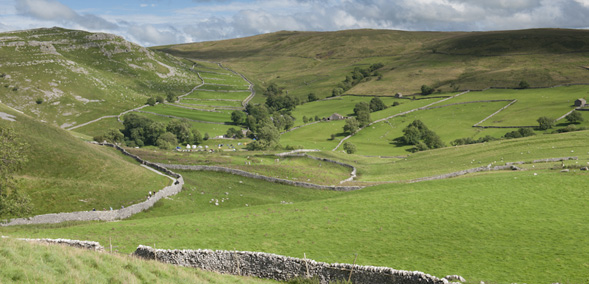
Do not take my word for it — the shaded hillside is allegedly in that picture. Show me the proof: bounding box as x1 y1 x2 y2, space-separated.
0 27 200 128
154 28 589 100
0 102 169 216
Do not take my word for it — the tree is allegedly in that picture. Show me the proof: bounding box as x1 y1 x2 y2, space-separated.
156 96 165 104
421 85 434 95
343 142 357 154
231 110 246 125
308 93 318 102
369 97 387 112
146 97 156 106
354 102 370 115
167 119 194 144
519 80 530 89
343 118 359 134
203 133 209 141
392 101 400 107
401 120 444 151
356 111 371 127
537 116 554 130
166 92 177 103
566 111 584 124
0 127 32 218
302 116 309 124
156 132 178 149
332 88 344 97
93 128 124 144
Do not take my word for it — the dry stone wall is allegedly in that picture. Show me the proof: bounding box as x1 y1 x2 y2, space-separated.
133 245 449 284
18 237 104 251
158 163 364 191
0 143 184 226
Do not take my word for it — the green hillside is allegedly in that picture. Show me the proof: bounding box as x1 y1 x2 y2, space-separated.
0 238 272 283
0 27 201 128
155 28 589 101
0 102 169 216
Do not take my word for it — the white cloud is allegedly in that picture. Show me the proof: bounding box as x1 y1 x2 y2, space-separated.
15 0 117 29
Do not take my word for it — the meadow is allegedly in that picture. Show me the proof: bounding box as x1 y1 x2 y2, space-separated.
0 238 271 283
183 90 251 101
141 104 233 124
0 104 170 216
2 168 587 284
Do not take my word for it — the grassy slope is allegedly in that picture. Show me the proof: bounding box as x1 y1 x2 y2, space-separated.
0 238 273 283
0 103 169 216
2 169 587 284
0 27 200 127
154 28 589 101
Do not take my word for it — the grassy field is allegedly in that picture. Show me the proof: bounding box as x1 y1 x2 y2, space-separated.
280 120 346 150
125 149 353 186
315 130 589 182
183 90 250 101
132 112 237 137
0 103 170 216
70 117 123 138
0 238 272 283
2 168 587 284
141 104 232 123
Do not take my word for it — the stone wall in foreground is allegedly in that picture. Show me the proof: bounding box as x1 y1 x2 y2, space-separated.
133 245 449 284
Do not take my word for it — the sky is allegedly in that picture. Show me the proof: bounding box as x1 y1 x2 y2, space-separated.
1 0 589 46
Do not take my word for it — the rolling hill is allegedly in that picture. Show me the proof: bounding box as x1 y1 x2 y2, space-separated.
0 27 201 128
154 28 589 102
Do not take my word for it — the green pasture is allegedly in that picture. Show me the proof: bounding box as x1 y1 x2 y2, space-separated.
124 150 352 186
200 73 249 87
70 117 123 138
0 238 271 284
0 104 169 216
315 130 589 182
200 84 249 92
280 120 346 150
2 169 587 284
134 112 236 137
346 101 513 156
446 86 589 127
141 104 232 123
183 90 251 101
179 100 243 108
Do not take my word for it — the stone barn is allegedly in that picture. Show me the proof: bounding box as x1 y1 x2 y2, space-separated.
394 93 403 98
575 98 586 107
327 113 344 121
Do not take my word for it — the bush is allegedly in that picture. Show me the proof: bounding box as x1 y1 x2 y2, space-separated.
565 111 584 124
504 128 536 139
307 93 318 102
156 96 165 104
537 116 554 130
519 80 530 89
156 132 178 149
343 142 357 154
421 85 434 95
392 101 400 107
146 97 156 106
35 98 43 104
369 97 387 112
401 120 444 151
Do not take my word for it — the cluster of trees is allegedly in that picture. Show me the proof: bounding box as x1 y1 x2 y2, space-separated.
94 113 204 149
342 98 388 134
229 83 300 150
401 120 445 152
146 92 178 106
332 63 384 97
504 128 536 139
451 135 498 146
0 128 32 218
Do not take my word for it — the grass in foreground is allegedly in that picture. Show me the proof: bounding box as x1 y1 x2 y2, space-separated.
0 238 273 283
2 170 587 284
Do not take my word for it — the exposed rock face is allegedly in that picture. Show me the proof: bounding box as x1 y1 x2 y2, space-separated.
133 245 449 284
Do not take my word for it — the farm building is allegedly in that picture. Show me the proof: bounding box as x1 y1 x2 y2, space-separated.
394 93 403 98
327 113 345 121
575 98 586 107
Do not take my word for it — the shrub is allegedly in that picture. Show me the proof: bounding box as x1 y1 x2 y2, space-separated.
392 101 400 107
369 97 387 112
35 98 43 104
307 93 318 102
343 142 357 154
537 116 554 130
565 111 584 124
146 97 156 106
156 96 165 104
519 80 530 89
421 85 434 95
